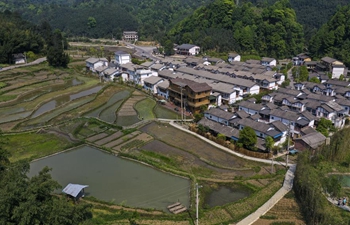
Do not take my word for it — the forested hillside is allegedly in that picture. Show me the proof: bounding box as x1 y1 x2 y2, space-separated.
0 11 69 66
0 0 213 40
168 0 304 59
309 5 350 66
0 11 44 64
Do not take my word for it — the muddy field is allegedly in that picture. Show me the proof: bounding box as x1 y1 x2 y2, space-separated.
140 122 267 169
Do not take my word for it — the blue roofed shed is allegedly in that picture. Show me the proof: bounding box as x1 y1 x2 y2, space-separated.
62 183 88 199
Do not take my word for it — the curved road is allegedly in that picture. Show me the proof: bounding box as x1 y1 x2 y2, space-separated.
0 57 47 73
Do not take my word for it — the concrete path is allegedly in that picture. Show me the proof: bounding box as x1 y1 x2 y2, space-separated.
168 121 296 224
0 57 47 72
236 164 296 225
327 197 350 212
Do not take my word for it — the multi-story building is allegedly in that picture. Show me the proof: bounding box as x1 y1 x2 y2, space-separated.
122 31 138 42
168 78 211 113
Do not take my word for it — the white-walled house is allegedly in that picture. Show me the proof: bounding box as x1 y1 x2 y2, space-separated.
176 44 200 55
204 107 234 126
143 76 165 93
156 80 169 99
103 68 120 81
228 53 241 62
261 57 277 67
86 57 108 72
133 69 153 85
115 51 131 65
238 101 265 115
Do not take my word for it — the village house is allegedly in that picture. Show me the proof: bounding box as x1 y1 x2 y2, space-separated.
168 77 211 113
198 117 240 141
176 44 200 56
156 80 170 99
102 68 119 82
294 131 326 151
122 31 138 42
238 101 265 115
143 76 165 94
204 107 234 126
228 53 241 62
85 57 108 72
115 51 131 65
316 57 347 79
261 57 277 67
12 53 26 64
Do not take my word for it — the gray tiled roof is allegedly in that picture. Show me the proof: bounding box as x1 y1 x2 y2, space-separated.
143 76 163 85
237 118 271 133
205 108 234 120
198 118 240 138
271 120 288 132
296 132 326 149
171 77 212 92
270 109 299 121
238 101 265 111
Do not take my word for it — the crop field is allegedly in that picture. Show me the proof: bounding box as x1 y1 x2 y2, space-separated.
0 59 294 224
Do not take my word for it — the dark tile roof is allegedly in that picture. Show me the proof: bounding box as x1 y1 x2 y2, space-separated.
170 78 212 92
326 80 350 87
205 108 234 120
235 110 250 119
271 120 288 132
270 109 299 121
238 101 265 111
300 126 317 135
237 118 271 133
198 118 239 138
296 132 326 149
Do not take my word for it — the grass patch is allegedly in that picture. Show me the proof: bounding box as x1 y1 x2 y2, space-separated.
260 214 278 219
0 94 17 102
140 150 176 166
134 98 156 120
153 104 179 119
0 82 7 88
1 132 74 162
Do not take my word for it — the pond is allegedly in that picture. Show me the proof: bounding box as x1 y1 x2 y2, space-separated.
338 175 350 187
28 145 190 212
204 185 252 208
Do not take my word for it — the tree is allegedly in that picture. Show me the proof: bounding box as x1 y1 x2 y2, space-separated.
309 77 320 83
238 126 257 150
265 136 275 152
47 30 70 67
163 39 174 56
339 74 344 81
87 17 96 28
316 118 335 137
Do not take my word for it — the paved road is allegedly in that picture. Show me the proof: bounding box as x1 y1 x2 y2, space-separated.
123 41 161 61
169 121 296 225
0 57 47 72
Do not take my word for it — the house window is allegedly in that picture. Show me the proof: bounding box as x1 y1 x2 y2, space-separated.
271 116 274 119
209 116 212 119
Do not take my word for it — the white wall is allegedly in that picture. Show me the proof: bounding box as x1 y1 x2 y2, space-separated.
332 67 345 79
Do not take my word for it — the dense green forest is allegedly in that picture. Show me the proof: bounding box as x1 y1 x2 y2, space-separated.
0 0 213 40
294 128 350 224
309 5 350 66
0 10 44 64
168 0 304 59
0 11 69 66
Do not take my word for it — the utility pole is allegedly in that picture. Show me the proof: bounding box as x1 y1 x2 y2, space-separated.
271 157 274 173
195 183 202 225
286 121 291 167
180 85 184 124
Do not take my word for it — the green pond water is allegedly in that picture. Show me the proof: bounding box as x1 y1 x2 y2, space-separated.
205 186 251 208
339 175 350 187
28 145 190 212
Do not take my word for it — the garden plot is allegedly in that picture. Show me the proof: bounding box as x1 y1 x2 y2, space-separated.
104 131 141 148
117 95 145 116
94 131 123 146
141 140 255 179
86 133 109 142
113 132 153 152
134 98 156 120
140 122 266 169
86 90 130 118
99 100 123 123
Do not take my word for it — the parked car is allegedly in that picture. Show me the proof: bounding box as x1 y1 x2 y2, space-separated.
288 149 299 155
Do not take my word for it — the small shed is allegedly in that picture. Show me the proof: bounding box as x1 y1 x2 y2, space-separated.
62 183 88 200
